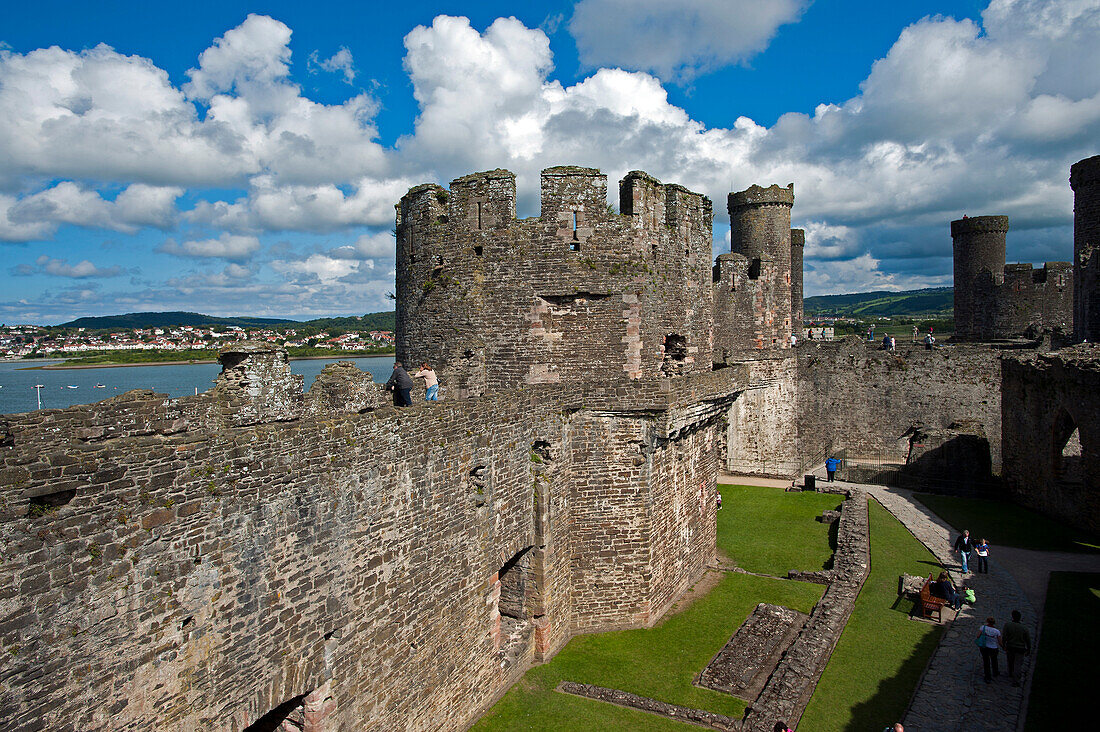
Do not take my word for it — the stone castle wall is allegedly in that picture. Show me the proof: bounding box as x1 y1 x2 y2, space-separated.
714 184 795 362
394 167 715 397
952 215 1073 340
795 338 1004 470
1002 345 1100 532
1073 155 1100 342
0 347 737 731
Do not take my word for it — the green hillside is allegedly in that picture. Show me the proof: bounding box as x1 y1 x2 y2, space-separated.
59 311 396 331
804 288 952 317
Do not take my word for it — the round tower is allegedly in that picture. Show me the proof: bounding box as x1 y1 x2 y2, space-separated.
951 215 1009 341
727 184 795 350
1072 155 1100 342
791 228 805 338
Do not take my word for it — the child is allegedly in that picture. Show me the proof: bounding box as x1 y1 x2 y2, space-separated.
975 538 990 574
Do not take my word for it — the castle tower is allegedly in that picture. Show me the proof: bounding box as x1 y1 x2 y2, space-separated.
1072 155 1100 342
951 215 1009 341
791 228 805 338
726 184 795 350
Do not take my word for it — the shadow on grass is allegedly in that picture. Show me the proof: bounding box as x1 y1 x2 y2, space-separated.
840 630 942 732
1026 572 1100 730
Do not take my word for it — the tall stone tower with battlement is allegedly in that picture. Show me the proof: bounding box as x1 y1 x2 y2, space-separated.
713 184 794 363
791 228 805 337
1072 155 1100 342
395 166 715 397
952 215 1072 340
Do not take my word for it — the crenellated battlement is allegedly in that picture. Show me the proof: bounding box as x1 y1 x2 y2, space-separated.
394 166 716 395
952 215 1073 339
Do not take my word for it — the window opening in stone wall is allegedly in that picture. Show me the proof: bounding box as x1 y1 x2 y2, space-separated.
661 333 688 376
748 258 762 279
1053 409 1084 484
497 546 534 668
243 691 309 732
469 464 488 506
27 488 77 518
570 211 580 251
530 440 552 464
474 245 483 256
476 201 483 230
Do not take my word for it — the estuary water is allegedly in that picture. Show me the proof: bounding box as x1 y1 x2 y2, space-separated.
0 356 395 416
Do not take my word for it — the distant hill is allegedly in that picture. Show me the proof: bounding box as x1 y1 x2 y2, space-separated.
804 287 953 317
59 310 397 331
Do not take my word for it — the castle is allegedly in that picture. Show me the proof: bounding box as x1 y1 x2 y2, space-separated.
951 215 1072 341
0 155 1097 731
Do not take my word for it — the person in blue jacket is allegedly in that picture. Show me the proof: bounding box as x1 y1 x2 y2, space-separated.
825 456 841 482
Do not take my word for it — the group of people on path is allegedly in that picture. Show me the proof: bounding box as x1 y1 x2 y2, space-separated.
951 529 1032 685
384 361 439 407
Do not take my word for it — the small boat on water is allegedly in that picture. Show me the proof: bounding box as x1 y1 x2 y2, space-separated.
94 383 106 388
66 385 78 389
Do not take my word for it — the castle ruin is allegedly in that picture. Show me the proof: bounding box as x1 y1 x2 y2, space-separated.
951 215 1073 341
1 155 1098 731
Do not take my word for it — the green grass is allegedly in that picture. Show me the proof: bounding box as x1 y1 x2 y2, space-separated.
799 499 944 731
473 572 823 731
717 483 841 575
475 483 834 730
1025 572 1100 731
913 493 1100 552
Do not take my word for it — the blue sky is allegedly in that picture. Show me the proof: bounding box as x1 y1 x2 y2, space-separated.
1 0 1096 324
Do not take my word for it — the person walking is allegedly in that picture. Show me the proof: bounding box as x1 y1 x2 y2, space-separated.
385 361 414 407
825 456 841 482
1002 610 1032 687
912 324 919 342
975 538 990 573
954 529 974 573
977 617 1002 683
924 332 936 350
413 361 439 401
888 335 896 351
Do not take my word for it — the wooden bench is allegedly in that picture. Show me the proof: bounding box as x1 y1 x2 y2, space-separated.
919 573 948 622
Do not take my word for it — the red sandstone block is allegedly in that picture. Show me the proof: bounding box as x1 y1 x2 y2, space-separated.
141 509 175 530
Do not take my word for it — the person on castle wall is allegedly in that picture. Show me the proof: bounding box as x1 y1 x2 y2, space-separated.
954 529 974 573
413 361 439 401
882 333 891 350
773 722 793 732
385 361 414 407
888 335 896 351
924 332 936 350
975 538 990 573
825 456 840 482
977 616 1003 683
790 333 798 347
1002 610 1031 687
913 324 919 342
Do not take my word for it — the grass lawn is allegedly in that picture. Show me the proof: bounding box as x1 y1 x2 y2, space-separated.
799 499 944 731
717 483 841 575
913 493 1100 552
472 572 824 730
1025 572 1100 731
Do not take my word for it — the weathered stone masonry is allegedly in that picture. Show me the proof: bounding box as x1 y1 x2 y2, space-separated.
1 165 766 732
0 346 742 731
952 215 1072 341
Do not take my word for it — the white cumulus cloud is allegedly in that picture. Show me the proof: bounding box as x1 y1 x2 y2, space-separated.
158 233 261 261
569 0 809 80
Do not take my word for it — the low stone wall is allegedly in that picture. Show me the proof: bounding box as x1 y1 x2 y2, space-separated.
558 682 740 730
741 489 870 731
